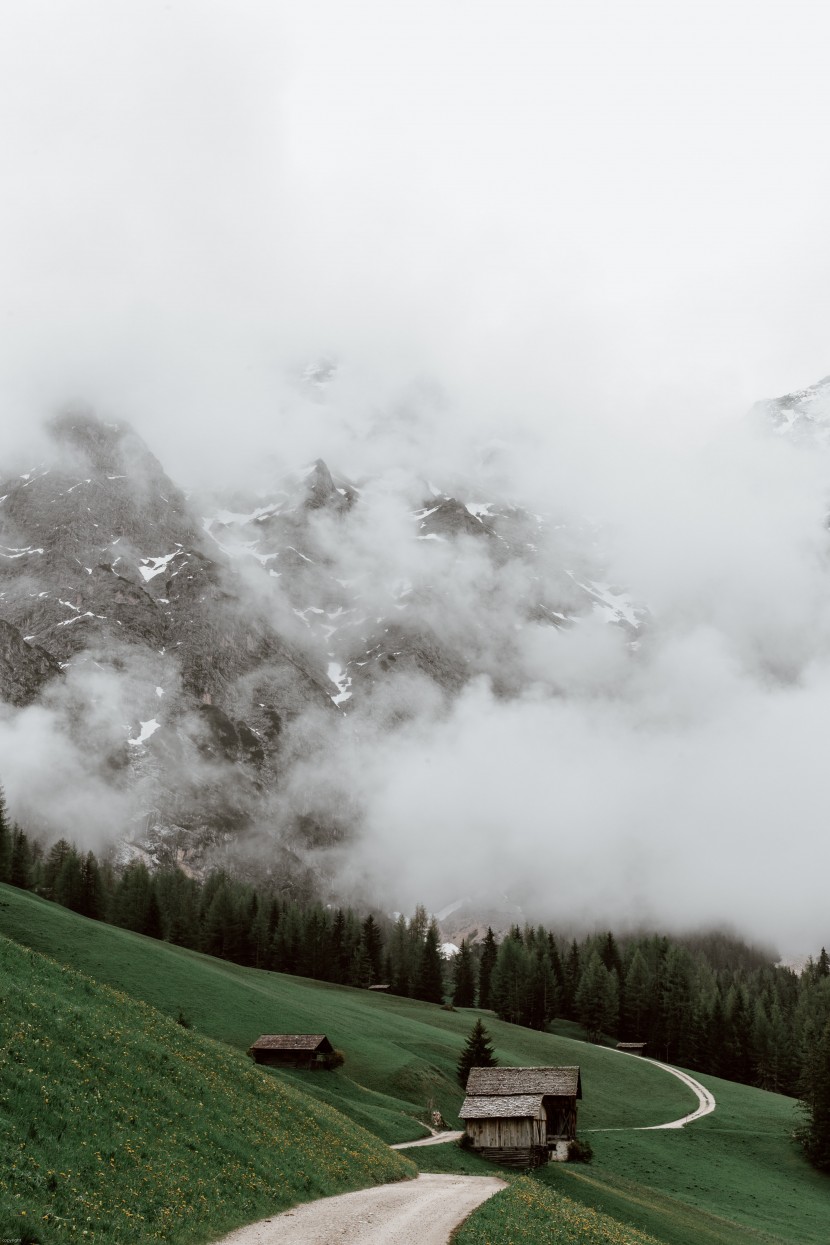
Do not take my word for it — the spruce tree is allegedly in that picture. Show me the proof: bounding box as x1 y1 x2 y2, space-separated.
457 1018 498 1088
478 927 498 1009
453 938 477 1008
9 826 32 890
0 783 11 884
414 921 445 1004
800 1017 830 1170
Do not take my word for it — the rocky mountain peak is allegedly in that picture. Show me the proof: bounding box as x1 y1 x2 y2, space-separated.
48 410 172 485
752 376 830 448
302 459 357 513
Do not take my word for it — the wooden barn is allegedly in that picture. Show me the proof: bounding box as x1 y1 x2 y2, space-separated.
616 1042 647 1056
460 1066 582 1168
247 1034 336 1070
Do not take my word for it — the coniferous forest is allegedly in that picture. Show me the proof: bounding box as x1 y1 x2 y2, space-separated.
0 788 828 1173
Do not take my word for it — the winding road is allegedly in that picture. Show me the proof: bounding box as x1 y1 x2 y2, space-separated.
213 1056 716 1243
588 1050 717 1132
211 1174 506 1245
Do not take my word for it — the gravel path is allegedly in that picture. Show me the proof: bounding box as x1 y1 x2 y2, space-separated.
391 1129 464 1149
212 1174 505 1245
589 1051 717 1132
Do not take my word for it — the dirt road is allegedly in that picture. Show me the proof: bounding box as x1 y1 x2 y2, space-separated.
212 1174 505 1245
391 1129 464 1149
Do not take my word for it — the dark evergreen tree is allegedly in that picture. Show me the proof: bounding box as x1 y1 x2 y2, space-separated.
478 927 498 1009
360 914 384 985
413 921 445 1004
799 1017 830 1171
10 825 32 890
457 1018 498 1088
575 950 617 1042
562 940 581 1020
78 851 105 919
623 948 651 1039
490 935 530 1026
452 939 477 1008
0 783 11 883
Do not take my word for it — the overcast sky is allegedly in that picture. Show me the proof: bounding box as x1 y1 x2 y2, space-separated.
1 0 829 479
2 1 830 950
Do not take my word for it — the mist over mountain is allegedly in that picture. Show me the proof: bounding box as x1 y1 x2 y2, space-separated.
2 0 830 955
1 377 829 954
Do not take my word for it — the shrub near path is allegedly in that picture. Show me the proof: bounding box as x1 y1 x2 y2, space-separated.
0 936 414 1244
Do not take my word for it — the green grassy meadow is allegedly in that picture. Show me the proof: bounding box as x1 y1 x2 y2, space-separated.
453 1176 664 1245
0 934 413 1243
2 883 828 1245
0 886 693 1138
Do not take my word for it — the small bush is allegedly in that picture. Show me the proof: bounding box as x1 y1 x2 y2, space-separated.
327 1048 346 1069
567 1136 593 1163
176 1007 192 1028
458 1131 474 1151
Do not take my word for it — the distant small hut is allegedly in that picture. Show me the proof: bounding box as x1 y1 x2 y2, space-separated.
616 1042 647 1056
460 1066 582 1168
248 1034 336 1070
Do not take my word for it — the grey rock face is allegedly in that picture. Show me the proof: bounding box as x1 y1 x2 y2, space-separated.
0 619 60 706
751 376 830 448
0 409 647 872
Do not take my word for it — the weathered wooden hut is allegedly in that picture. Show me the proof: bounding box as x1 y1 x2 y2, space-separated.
616 1042 647 1056
247 1034 336 1070
460 1066 582 1168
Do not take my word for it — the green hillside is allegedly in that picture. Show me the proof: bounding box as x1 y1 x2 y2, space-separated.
0 934 413 1243
3 883 828 1245
0 885 692 1138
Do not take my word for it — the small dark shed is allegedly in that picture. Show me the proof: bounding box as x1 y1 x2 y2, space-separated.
248 1034 336 1070
616 1042 647 1056
460 1066 582 1168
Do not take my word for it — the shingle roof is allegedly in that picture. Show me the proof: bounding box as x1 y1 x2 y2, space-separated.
616 1042 646 1051
248 1034 333 1052
465 1066 582 1098
459 1094 545 1120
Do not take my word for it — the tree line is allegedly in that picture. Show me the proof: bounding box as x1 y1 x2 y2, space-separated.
0 796 828 1172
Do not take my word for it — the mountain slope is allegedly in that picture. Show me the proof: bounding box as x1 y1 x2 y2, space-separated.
0 929 413 1243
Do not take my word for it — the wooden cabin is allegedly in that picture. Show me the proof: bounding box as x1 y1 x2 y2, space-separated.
616 1042 647 1056
460 1066 582 1168
248 1034 336 1070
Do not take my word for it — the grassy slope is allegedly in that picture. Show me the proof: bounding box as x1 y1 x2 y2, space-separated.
0 886 692 1138
453 1176 665 1245
3 886 828 1245
0 936 413 1244
547 1073 830 1245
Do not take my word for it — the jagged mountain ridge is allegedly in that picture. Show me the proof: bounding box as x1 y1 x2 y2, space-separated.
752 375 830 448
0 411 643 871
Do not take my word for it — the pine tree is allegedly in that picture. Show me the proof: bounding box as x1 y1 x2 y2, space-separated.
457 1018 498 1088
0 783 11 884
360 914 384 985
478 928 498 1009
453 939 477 1008
623 948 651 1040
490 935 531 1026
414 921 445 1004
800 1017 830 1170
575 950 617 1042
10 826 32 890
562 940 581 1019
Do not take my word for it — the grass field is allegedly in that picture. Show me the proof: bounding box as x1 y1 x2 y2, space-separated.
0 935 413 1243
546 1072 830 1245
0 885 694 1139
453 1176 665 1245
2 884 828 1245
